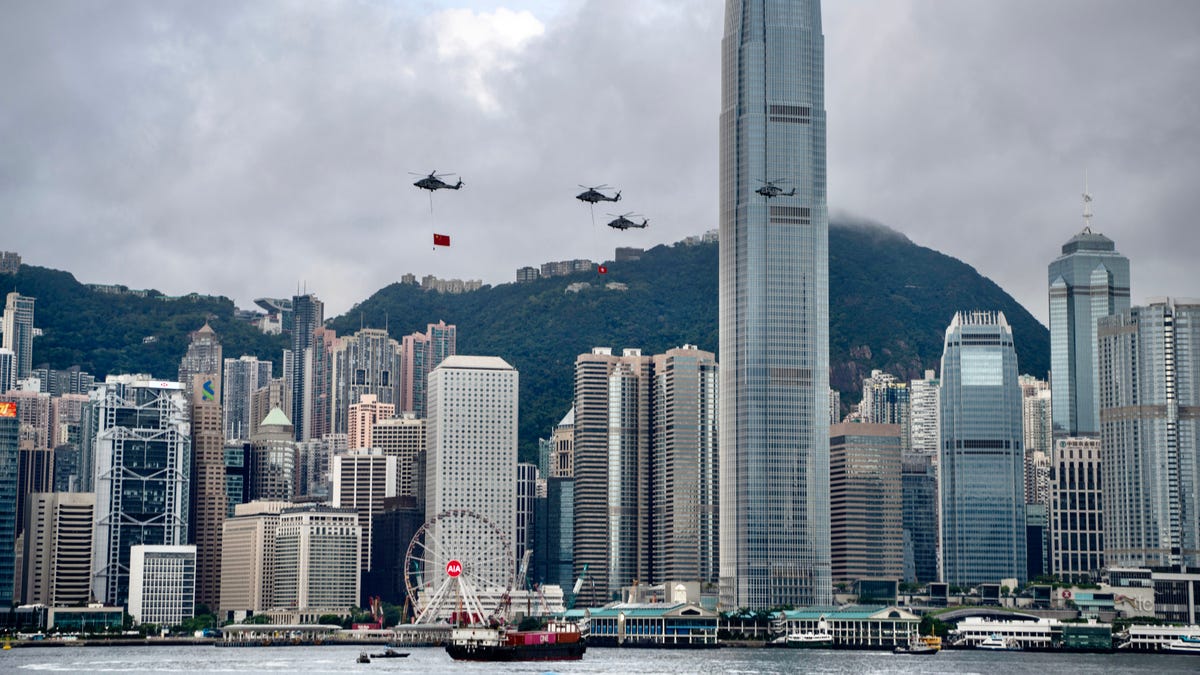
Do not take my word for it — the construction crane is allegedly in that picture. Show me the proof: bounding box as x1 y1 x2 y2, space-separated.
566 563 589 610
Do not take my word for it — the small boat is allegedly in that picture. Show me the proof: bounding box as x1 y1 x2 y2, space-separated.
785 631 834 648
1164 635 1200 654
356 652 370 663
977 634 1020 650
369 648 410 658
894 634 938 655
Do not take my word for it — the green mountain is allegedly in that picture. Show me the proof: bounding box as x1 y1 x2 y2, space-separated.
6 218 1048 462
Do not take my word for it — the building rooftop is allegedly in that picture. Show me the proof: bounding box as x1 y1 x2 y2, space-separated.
260 407 292 427
436 355 513 371
1061 227 1116 255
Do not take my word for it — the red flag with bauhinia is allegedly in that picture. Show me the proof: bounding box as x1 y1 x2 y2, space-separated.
433 233 450 247
598 265 608 274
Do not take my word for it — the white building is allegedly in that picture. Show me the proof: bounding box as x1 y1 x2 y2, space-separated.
219 500 290 622
332 449 397 571
272 504 360 620
425 355 518 582
907 370 940 457
128 544 196 627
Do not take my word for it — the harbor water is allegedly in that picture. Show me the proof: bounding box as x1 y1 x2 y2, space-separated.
2 644 1198 674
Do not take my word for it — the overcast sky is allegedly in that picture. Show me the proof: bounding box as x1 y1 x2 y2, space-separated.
3 1 1197 325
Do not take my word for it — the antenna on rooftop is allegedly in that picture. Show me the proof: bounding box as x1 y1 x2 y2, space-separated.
1082 169 1093 233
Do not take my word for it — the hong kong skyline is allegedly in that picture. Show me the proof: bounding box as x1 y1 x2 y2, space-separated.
2 0 1197 322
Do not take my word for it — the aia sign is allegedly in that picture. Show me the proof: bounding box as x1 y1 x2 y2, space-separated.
446 559 463 577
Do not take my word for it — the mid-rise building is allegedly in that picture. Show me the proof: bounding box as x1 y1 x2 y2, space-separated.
86 378 190 607
425 355 518 589
249 377 289 439
222 356 272 441
940 311 1027 586
0 348 14 394
532 476 575 591
346 394 394 450
273 504 360 620
1050 437 1104 582
218 500 288 621
366 496 424 604
549 408 574 478
830 423 903 584
2 292 35 380
332 449 397 575
1048 226 1130 437
1098 298 1200 569
20 492 95 606
128 545 196 627
370 414 425 499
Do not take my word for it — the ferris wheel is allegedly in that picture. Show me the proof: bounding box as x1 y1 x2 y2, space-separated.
403 508 515 624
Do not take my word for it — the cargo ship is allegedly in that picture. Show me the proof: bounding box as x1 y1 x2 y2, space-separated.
445 619 586 661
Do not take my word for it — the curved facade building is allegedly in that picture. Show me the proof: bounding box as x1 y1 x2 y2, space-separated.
719 0 831 608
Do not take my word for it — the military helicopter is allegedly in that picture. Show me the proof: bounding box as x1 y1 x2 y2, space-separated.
411 171 464 192
606 213 648 230
755 179 795 198
576 184 621 204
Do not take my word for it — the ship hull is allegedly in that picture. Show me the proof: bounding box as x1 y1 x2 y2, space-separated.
446 641 586 661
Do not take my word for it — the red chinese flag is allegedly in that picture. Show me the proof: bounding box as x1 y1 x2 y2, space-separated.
598 265 608 274
433 233 450 247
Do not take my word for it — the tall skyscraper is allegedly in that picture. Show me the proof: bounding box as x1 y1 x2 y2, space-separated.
1098 298 1200 569
829 423 903 584
1 292 35 381
331 449 397 575
222 356 273 441
331 328 401 435
860 370 911 451
901 453 939 583
1049 436 1104 582
0 400 17 604
177 322 222 399
908 370 941 456
940 311 1027 586
274 504 361 619
20 492 95 606
188 373 226 614
289 293 324 442
1048 227 1130 437
425 356 518 590
400 320 456 418
248 408 297 502
719 0 830 608
370 414 425 499
87 378 191 606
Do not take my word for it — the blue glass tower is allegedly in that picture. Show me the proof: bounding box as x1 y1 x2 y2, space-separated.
719 0 830 608
1048 228 1129 437
940 312 1027 586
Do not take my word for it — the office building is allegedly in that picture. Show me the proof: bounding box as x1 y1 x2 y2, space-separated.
1050 436 1104 582
901 453 939 583
366 496 425 604
249 377 289 439
719 0 830 608
425 356 518 588
128 545 196 627
177 323 222 400
332 449 397 574
2 292 35 380
248 408 297 502
188 373 226 613
830 423 903 584
516 462 538 564
222 356 273 441
573 348 650 605
346 394 394 450
223 442 250 517
86 377 190 607
331 328 400 435
370 414 425 499
273 504 360 620
400 320 456 418
532 476 575 591
0 348 16 394
1098 298 1200 568
296 433 343 499
5 388 51 451
16 445 53 538
219 500 288 621
1048 226 1130 437
651 345 719 584
549 408 574 478
20 492 95 606
0 402 18 604
940 311 1027 586
289 293 324 442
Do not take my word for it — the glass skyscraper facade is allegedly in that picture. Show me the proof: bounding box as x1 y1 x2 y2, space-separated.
719 0 830 608
1048 229 1129 437
939 311 1027 586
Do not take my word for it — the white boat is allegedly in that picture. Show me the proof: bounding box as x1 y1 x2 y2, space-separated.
977 633 1020 650
1164 635 1200 654
785 631 834 648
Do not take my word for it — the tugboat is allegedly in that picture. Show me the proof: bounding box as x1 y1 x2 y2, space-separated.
445 619 586 662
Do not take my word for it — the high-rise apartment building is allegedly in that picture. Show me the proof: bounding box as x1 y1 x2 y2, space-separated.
860 371 910 450
651 345 719 584
128 545 196 627
425 356 518 590
830 423 903 584
719 0 830 608
2 292 35 380
1050 436 1104 582
331 328 400 435
908 371 940 456
1048 227 1130 437
400 320 456 418
20 492 95 606
289 293 324 442
306 327 339 442
249 408 297 502
332 449 397 575
573 348 650 606
370 414 425 499
222 356 272 441
347 394 395 450
86 378 191 606
940 311 1027 586
1098 298 1200 568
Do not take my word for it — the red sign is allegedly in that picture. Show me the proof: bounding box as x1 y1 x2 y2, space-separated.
0 402 15 418
433 233 451 247
598 265 608 274
446 559 462 577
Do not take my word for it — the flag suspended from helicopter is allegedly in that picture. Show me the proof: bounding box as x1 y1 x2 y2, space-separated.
433 233 450 247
